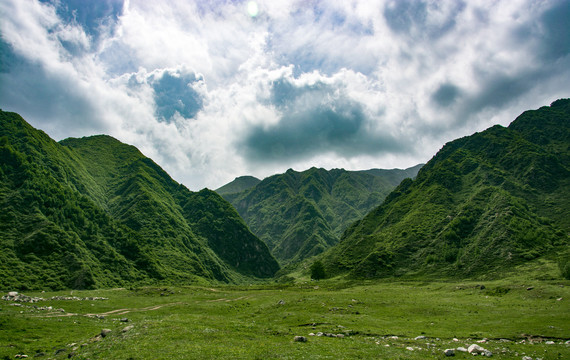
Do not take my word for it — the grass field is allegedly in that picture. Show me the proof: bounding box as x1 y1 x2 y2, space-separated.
1 262 569 359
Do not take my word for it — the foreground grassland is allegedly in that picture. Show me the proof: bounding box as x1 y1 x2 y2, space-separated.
1 275 569 359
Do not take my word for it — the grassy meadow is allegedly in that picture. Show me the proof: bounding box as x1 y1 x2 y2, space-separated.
1 260 569 359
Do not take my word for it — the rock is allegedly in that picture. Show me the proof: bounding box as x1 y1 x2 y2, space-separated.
444 348 455 356
120 318 129 322
316 332 324 337
122 325 134 333
100 329 112 337
545 341 555 344
415 335 427 340
8 291 18 297
468 344 492 356
406 347 414 351
456 347 468 352
308 333 315 336
526 287 534 291
522 356 533 360
277 300 285 305
336 334 345 338
294 336 307 342
388 336 399 340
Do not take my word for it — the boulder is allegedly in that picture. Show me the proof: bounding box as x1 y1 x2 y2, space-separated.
468 344 492 356
122 325 134 333
444 349 455 356
293 336 307 342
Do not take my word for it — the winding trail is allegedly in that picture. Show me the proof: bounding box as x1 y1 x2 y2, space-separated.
36 302 184 318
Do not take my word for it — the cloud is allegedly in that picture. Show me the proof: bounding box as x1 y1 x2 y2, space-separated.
241 72 404 162
0 0 569 190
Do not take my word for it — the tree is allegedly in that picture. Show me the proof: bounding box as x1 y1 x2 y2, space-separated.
310 260 326 280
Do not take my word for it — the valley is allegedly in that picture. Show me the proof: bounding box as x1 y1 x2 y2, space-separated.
1 260 568 359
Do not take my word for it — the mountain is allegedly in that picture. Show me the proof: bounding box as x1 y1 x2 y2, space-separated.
0 111 279 290
216 176 261 195
322 99 570 279
218 165 422 265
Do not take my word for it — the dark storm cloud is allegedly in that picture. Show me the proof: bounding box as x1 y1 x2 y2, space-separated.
241 78 403 162
150 70 204 122
514 0 570 62
0 40 102 138
432 83 461 107
384 0 465 39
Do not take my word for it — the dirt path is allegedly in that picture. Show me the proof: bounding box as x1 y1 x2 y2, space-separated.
36 302 184 318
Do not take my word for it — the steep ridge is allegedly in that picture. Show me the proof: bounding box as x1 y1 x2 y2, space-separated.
216 176 261 196
0 111 278 290
322 99 570 279
218 166 422 265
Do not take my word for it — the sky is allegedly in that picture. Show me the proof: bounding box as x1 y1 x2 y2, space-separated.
1 0 569 190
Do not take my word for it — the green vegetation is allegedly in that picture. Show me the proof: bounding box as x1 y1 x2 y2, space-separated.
322 99 570 279
218 165 422 266
1 264 568 359
310 260 326 280
0 111 278 290
215 176 261 195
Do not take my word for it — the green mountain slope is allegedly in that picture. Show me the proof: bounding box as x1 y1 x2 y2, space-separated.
322 99 570 279
216 176 261 195
219 166 422 265
0 111 278 290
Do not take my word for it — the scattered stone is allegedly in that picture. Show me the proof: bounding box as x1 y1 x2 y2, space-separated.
522 356 533 360
3 293 44 303
545 341 555 345
277 300 285 305
406 347 414 351
415 335 427 340
526 287 534 291
453 338 459 342
100 329 112 338
95 315 105 320
15 355 28 359
477 338 488 343
468 344 492 356
91 335 102 342
444 348 455 356
122 325 134 333
456 347 468 352
294 336 307 342
389 336 399 340
308 333 315 336
316 332 324 337
336 334 345 338
120 318 129 322
556 297 563 301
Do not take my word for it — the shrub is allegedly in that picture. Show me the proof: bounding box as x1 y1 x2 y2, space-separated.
310 260 326 280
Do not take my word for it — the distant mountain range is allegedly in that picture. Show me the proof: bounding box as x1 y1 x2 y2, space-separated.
2 99 567 290
0 111 278 290
321 99 570 279
216 165 422 265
